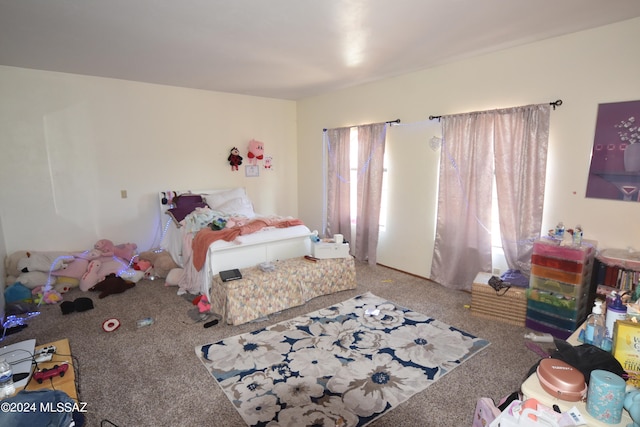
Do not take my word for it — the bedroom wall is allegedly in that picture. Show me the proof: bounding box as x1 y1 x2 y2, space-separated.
297 17 640 280
0 214 5 320
0 66 298 254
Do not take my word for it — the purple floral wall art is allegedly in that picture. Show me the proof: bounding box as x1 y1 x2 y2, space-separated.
586 100 640 202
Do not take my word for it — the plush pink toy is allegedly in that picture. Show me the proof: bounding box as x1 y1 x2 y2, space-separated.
94 239 137 262
47 248 130 290
79 257 127 291
247 139 264 165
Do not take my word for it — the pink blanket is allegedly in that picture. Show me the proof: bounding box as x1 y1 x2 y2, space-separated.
191 217 304 271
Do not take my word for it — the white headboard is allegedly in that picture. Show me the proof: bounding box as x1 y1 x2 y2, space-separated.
158 188 247 217
157 188 249 261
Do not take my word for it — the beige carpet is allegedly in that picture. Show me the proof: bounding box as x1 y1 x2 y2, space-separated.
1 262 542 426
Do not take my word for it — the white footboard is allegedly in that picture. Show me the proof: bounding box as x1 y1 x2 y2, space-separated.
202 234 311 297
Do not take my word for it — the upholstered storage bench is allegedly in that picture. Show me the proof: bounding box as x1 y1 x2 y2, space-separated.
470 272 528 327
210 256 357 325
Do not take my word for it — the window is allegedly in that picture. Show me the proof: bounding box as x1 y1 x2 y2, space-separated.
491 175 508 274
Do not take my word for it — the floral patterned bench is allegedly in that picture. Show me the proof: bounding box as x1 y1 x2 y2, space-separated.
209 256 356 325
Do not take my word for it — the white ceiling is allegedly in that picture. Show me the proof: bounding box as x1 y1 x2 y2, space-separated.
1 0 640 100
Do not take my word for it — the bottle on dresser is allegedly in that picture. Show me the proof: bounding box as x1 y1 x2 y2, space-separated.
585 300 606 349
604 291 627 351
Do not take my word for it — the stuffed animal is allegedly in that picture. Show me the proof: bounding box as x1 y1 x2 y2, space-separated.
51 258 90 280
5 250 29 283
137 250 179 278
32 287 62 305
54 277 79 294
51 249 129 287
94 239 138 262
165 268 184 286
247 139 264 165
90 274 135 299
10 251 75 290
17 251 74 273
42 289 62 304
4 282 32 304
15 271 50 289
6 250 73 285
78 257 129 291
74 249 103 260
133 259 152 272
227 147 243 171
624 389 640 427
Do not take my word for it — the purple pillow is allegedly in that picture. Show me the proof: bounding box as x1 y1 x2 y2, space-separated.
166 194 208 225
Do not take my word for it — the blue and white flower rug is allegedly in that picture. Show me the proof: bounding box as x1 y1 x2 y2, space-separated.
196 292 489 427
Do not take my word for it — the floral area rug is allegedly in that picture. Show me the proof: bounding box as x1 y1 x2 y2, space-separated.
196 292 490 427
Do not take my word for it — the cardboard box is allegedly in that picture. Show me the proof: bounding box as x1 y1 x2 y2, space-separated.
612 320 640 387
312 242 351 259
471 272 527 327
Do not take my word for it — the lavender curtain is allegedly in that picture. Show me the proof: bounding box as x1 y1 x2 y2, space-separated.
355 123 387 264
494 104 550 275
325 123 387 265
430 104 550 290
326 128 352 243
430 113 494 290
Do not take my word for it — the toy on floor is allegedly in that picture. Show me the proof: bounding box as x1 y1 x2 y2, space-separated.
34 363 68 384
3 283 32 304
165 268 184 286
136 250 178 278
53 277 79 294
6 247 141 296
94 239 138 262
17 251 74 273
90 274 135 298
102 318 121 332
13 251 74 290
79 257 131 291
31 287 62 305
60 297 94 315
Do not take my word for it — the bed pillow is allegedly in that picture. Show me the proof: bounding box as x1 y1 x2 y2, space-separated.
215 196 256 218
203 188 246 208
204 188 255 218
166 194 208 225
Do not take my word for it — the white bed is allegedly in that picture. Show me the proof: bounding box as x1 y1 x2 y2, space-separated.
158 188 311 296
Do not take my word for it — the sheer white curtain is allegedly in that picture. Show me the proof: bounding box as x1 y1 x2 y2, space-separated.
354 123 387 264
430 113 494 290
430 104 551 290
326 127 352 243
495 104 551 274
325 123 388 265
